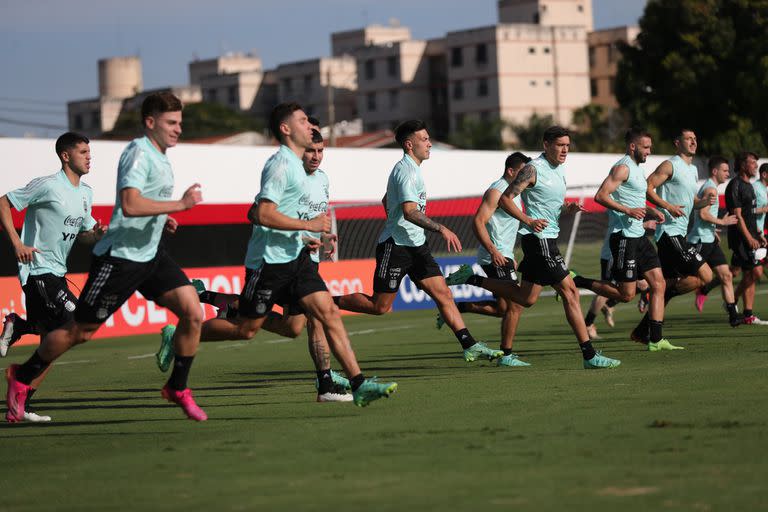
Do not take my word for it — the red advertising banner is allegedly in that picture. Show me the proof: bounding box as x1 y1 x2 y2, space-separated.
0 259 376 347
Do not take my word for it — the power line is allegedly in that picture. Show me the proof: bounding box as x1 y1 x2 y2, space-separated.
0 106 67 115
0 116 68 130
0 96 66 107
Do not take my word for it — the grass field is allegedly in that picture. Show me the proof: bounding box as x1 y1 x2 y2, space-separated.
2 287 767 511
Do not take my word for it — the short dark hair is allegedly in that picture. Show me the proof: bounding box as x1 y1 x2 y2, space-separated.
707 155 729 172
624 126 651 145
734 151 759 172
55 132 89 158
269 102 304 142
308 116 321 127
504 151 531 170
542 125 569 143
674 128 695 141
394 120 427 149
141 92 182 122
760 163 768 175
311 129 323 144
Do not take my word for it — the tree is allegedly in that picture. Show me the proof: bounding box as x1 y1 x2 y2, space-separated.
571 104 628 153
509 113 554 150
107 102 264 140
448 118 506 150
615 0 768 156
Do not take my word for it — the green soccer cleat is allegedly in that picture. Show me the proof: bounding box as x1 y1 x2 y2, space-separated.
315 369 351 391
648 338 684 351
463 341 504 362
498 353 531 367
445 264 474 286
352 378 398 407
583 351 621 369
436 312 445 330
156 324 176 373
191 279 206 296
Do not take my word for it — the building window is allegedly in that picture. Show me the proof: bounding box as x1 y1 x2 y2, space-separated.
282 78 292 95
533 12 540 23
74 114 83 130
545 80 552 86
590 79 598 97
207 89 217 102
528 47 536 54
304 74 312 92
589 47 596 67
609 43 620 62
475 43 488 65
543 47 550 54
529 80 537 86
228 86 237 105
578 4 584 12
453 81 464 100
387 56 398 77
451 47 463 67
364 59 375 80
477 77 488 97
388 89 399 108
367 92 376 111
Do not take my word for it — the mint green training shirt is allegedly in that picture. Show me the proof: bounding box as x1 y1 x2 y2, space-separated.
94 136 175 262
687 178 719 244
477 178 521 265
378 154 427 247
654 155 699 241
301 169 330 264
245 145 308 268
7 170 96 286
518 154 567 239
608 154 647 238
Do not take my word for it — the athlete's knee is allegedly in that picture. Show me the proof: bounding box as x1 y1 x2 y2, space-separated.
371 302 392 315
284 318 306 338
618 288 636 303
235 319 261 340
558 284 580 304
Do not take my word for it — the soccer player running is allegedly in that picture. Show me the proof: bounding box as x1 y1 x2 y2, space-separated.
175 128 353 402
446 126 621 369
726 152 768 325
570 128 683 350
0 132 106 422
333 120 503 363
190 103 396 407
688 157 740 317
5 93 208 423
438 151 531 367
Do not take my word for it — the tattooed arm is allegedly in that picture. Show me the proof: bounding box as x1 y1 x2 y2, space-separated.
402 202 462 252
498 164 548 233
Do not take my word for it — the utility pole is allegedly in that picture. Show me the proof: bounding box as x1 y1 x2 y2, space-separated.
326 68 335 146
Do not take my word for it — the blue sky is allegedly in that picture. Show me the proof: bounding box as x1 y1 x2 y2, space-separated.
0 0 647 137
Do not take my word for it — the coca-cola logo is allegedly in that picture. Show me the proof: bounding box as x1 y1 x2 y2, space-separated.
64 216 84 228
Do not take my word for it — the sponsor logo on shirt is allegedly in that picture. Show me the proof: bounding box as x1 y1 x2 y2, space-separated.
63 216 85 228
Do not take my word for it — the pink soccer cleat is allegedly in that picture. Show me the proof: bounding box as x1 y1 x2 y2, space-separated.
694 291 708 313
161 385 208 421
5 364 31 423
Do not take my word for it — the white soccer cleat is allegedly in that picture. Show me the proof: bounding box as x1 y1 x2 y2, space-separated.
23 411 52 423
316 391 353 403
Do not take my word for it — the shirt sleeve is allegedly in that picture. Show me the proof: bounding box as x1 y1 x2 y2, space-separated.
117 144 150 192
727 181 745 211
258 157 288 205
394 169 421 204
6 176 51 211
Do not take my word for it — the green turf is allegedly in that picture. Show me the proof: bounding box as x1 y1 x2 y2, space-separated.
1 284 766 511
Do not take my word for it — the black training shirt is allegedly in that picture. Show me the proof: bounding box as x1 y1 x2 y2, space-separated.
725 177 758 245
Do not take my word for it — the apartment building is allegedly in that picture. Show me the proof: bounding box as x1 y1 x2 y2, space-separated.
588 26 640 108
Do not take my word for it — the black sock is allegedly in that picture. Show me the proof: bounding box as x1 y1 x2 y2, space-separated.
454 328 476 349
701 278 721 296
584 311 597 327
579 341 596 360
573 276 595 289
15 351 51 385
744 309 753 318
316 369 333 394
606 298 618 308
456 302 468 313
11 316 33 339
726 303 738 318
198 290 220 305
502 347 513 356
633 313 650 342
26 388 37 409
167 355 195 391
350 373 365 392
466 275 485 287
649 320 663 343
